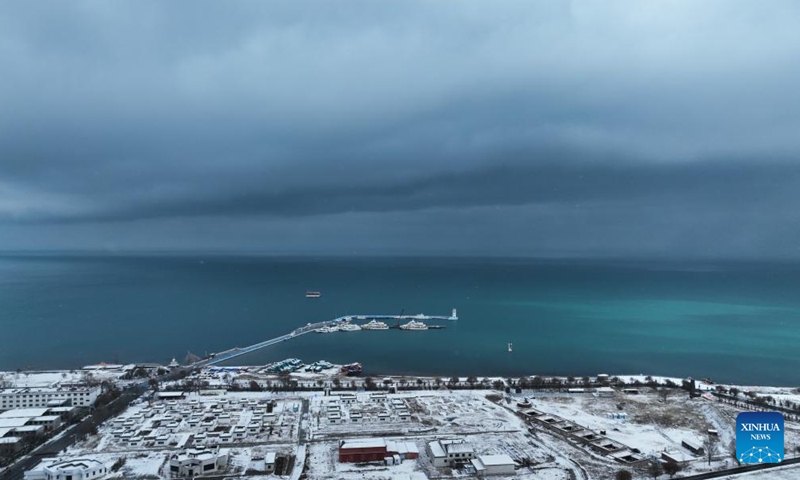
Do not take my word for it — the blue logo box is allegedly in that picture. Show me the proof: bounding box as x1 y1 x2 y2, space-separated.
736 412 783 464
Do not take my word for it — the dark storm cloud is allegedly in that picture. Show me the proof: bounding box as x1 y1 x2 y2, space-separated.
1 1 800 256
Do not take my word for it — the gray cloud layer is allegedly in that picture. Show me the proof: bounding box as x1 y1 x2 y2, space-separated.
1 1 800 257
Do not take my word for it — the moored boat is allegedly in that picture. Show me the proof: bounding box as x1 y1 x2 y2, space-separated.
338 323 362 332
361 320 389 330
399 320 428 330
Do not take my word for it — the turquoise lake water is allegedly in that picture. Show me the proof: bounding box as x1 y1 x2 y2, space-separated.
1 254 799 385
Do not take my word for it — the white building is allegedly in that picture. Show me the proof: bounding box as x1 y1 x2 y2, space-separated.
1 385 101 411
471 454 516 476
168 449 229 477
25 458 107 480
264 452 276 473
427 439 476 467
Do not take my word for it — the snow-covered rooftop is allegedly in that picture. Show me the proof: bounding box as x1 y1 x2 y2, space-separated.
477 454 515 466
0 418 29 428
0 408 50 418
427 441 445 458
340 438 386 449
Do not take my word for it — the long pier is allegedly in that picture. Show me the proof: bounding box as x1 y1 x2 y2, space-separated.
196 309 458 367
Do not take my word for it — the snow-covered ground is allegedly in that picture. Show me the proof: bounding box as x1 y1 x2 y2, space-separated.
50 391 303 478
12 367 800 480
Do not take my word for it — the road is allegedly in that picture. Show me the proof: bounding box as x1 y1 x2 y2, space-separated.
677 457 800 479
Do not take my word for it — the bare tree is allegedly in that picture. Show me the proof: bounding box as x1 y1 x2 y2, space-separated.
646 460 663 479
662 462 683 478
704 436 719 465
615 470 633 480
659 388 671 404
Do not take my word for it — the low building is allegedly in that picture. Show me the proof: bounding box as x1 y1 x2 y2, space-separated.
471 454 516 476
0 436 23 455
157 392 186 401
168 448 229 477
0 411 61 433
370 393 387 403
427 439 476 468
29 415 62 431
661 450 691 464
386 440 420 460
596 387 615 397
265 452 276 472
682 439 705 455
12 425 45 437
339 438 388 463
25 458 107 480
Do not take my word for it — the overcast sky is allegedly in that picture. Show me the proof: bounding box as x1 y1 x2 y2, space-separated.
1 1 799 258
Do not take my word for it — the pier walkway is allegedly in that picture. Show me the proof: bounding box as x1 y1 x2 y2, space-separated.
196 309 457 366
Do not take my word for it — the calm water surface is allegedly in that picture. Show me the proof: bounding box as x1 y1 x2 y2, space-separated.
1 254 799 385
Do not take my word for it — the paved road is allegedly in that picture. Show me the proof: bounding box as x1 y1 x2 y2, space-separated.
671 457 800 479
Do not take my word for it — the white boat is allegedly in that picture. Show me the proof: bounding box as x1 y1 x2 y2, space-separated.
400 320 428 330
412 313 428 319
508 342 513 352
315 326 339 333
361 320 389 330
338 323 362 332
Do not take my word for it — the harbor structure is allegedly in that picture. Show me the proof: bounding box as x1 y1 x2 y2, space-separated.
198 309 457 366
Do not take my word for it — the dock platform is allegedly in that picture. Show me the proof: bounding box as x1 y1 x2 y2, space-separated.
195 309 457 366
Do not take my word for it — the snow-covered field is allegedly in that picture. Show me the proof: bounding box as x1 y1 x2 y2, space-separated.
12 367 800 479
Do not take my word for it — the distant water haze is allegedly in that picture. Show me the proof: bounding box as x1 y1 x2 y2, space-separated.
1 254 799 386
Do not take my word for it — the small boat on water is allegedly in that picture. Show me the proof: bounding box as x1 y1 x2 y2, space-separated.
508 342 513 353
361 320 389 330
305 291 321 298
400 320 428 331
